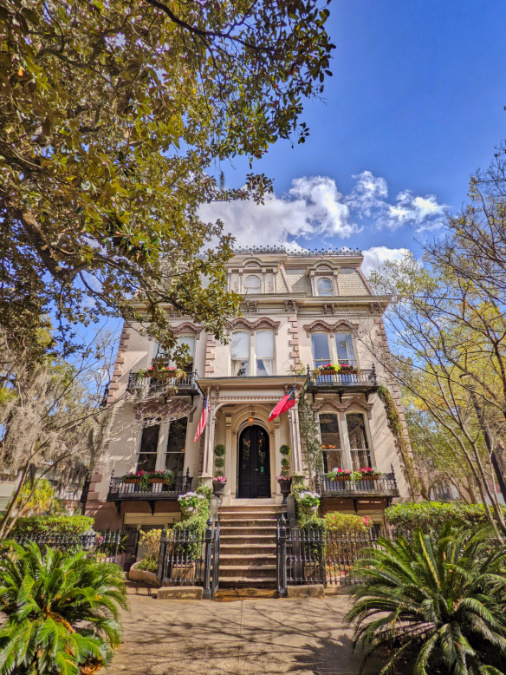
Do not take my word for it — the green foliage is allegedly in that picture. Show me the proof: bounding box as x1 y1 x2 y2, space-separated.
299 515 325 531
377 385 419 497
324 512 372 533
136 557 158 572
9 478 60 516
10 515 94 539
297 389 322 485
214 444 226 457
214 444 226 477
385 501 500 537
280 457 290 468
347 526 506 674
196 484 213 502
279 444 290 456
0 0 334 355
0 541 127 674
138 529 162 562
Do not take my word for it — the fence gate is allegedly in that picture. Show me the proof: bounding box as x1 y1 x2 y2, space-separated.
157 518 220 599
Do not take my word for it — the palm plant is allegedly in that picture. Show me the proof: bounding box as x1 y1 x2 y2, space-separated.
0 541 127 674
346 526 506 674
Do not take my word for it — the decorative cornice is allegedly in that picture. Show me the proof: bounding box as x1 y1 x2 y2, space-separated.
170 321 203 339
312 395 374 420
228 317 280 335
232 246 362 256
302 318 359 338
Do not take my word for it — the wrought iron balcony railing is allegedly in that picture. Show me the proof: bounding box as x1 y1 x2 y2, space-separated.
317 469 399 498
107 469 193 509
305 365 378 397
127 371 200 397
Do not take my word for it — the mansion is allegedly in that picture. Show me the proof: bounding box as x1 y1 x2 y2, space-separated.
86 248 410 534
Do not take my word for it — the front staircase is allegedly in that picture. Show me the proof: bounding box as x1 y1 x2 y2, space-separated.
218 503 285 589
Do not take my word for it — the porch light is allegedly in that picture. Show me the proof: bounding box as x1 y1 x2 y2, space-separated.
248 407 254 426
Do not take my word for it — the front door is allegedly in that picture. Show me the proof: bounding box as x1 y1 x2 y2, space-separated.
238 425 271 498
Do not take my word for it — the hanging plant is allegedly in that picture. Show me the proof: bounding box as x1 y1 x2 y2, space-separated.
297 389 323 487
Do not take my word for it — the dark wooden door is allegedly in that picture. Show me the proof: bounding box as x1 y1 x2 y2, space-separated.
238 425 271 498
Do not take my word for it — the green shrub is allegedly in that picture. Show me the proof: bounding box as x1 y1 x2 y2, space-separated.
214 443 226 478
139 529 162 562
299 515 325 531
324 512 372 533
0 542 127 674
136 557 158 572
10 514 94 539
347 526 506 673
214 444 226 457
281 457 290 468
196 484 212 502
279 444 290 456
385 501 500 536
214 457 225 468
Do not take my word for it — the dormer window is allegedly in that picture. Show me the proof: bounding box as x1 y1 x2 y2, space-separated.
317 278 333 296
245 275 261 293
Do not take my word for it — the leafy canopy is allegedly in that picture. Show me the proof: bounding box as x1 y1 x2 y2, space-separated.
0 0 334 356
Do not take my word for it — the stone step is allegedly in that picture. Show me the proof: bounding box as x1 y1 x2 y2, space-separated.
219 511 281 521
218 577 277 588
219 520 279 528
219 527 277 536
220 543 276 555
220 564 276 578
214 588 278 601
220 554 276 565
220 535 277 546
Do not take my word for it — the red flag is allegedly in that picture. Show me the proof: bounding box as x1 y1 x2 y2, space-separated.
194 395 209 442
269 387 297 422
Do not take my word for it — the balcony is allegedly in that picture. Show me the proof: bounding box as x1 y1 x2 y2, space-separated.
306 365 378 399
317 470 399 499
107 469 193 515
127 371 201 400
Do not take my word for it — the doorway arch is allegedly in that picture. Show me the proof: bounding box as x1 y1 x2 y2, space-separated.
237 425 271 498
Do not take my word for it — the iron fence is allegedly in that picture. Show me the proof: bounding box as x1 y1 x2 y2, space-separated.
2 531 122 564
157 518 220 599
107 468 193 502
276 516 380 595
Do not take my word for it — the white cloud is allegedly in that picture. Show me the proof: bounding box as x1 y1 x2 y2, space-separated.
199 176 360 248
361 246 411 276
348 171 446 232
199 171 446 248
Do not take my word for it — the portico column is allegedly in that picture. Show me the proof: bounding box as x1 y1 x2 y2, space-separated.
225 414 233 496
292 401 303 474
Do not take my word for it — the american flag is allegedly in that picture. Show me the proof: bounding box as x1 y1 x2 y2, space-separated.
194 394 209 442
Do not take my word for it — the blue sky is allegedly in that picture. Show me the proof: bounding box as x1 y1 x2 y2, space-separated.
204 0 506 273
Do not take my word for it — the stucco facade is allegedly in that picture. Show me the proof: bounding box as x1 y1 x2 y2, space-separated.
86 248 410 532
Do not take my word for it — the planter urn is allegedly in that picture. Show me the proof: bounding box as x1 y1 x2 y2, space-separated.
277 478 292 504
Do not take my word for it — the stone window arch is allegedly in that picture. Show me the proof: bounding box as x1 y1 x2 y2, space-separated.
244 275 261 292
317 277 333 296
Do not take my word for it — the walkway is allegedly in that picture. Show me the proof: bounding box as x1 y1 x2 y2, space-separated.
105 586 386 674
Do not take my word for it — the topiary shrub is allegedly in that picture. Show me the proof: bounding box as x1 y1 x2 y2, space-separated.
279 444 290 456
384 501 502 536
214 444 225 457
215 457 225 468
10 515 94 539
214 443 226 480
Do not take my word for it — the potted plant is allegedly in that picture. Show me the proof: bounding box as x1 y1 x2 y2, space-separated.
358 467 382 480
277 444 292 503
338 362 359 375
121 472 141 484
313 363 339 377
326 468 351 481
178 491 205 516
148 470 173 485
213 444 227 497
297 490 320 516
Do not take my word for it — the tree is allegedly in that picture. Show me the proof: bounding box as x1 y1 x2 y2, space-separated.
0 0 334 357
0 542 127 674
368 183 506 538
8 478 61 517
347 526 506 674
0 329 117 539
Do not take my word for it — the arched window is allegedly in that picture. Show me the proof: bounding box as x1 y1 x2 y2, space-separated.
317 278 333 296
245 275 261 292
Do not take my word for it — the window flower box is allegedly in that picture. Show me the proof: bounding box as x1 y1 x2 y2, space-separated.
358 467 382 480
326 469 351 481
314 363 339 376
338 363 359 375
148 470 174 485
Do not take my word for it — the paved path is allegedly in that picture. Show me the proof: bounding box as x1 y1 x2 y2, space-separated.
105 586 385 675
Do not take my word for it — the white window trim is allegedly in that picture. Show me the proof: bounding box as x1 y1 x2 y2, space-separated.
317 410 376 471
230 330 276 376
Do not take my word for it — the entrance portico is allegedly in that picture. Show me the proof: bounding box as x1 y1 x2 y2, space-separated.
197 376 306 502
